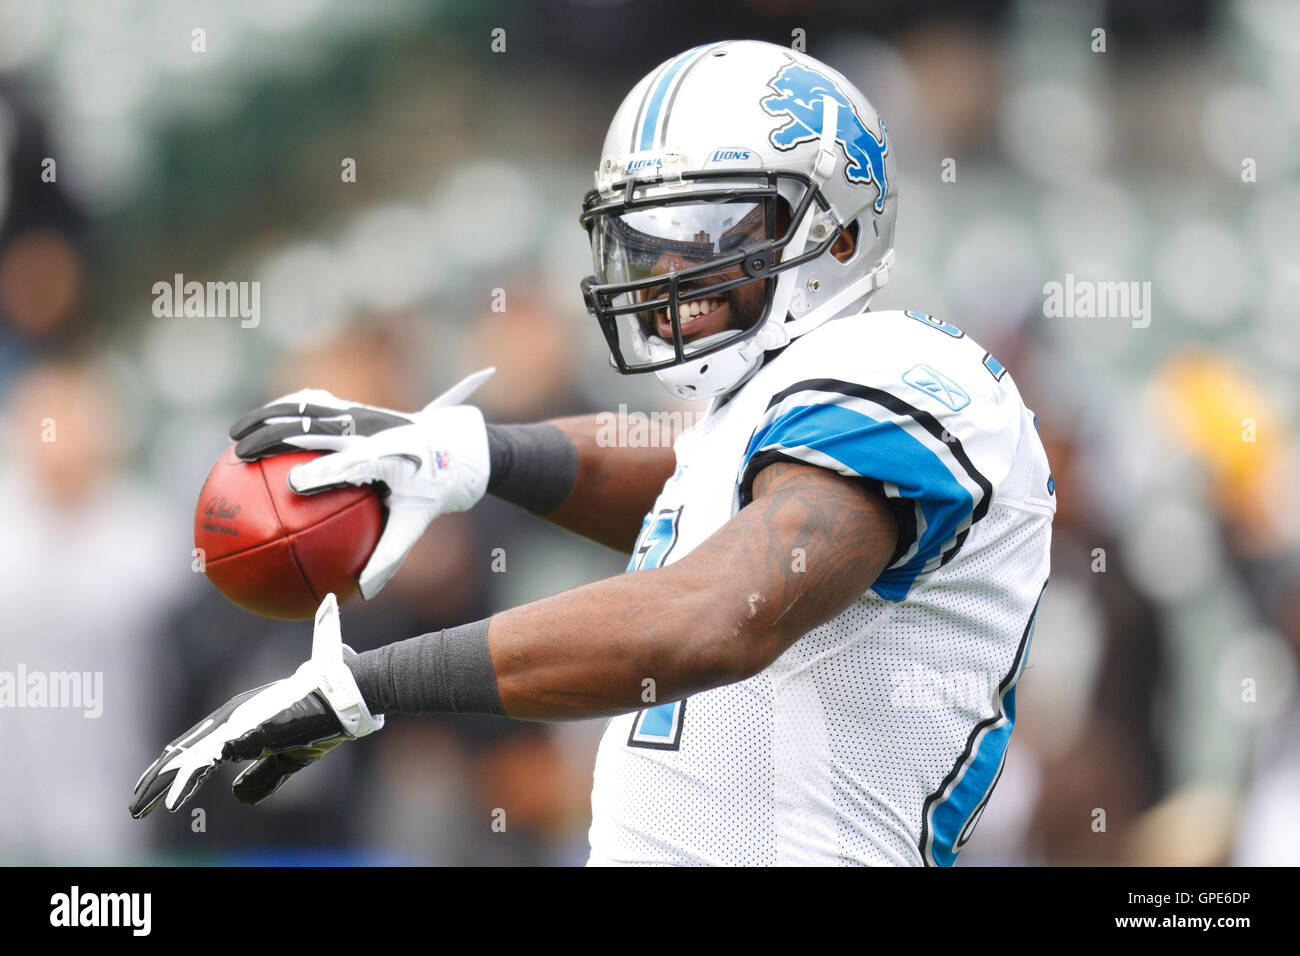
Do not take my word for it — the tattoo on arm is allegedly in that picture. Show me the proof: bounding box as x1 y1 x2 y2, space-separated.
690 460 900 666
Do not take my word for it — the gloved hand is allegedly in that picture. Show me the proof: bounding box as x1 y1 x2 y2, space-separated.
228 368 495 598
129 594 383 819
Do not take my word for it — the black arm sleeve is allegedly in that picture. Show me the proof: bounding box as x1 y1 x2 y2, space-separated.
485 422 579 515
345 619 504 717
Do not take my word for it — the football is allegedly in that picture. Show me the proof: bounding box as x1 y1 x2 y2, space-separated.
193 446 384 620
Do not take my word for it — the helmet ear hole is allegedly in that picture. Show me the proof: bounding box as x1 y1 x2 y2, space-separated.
831 219 861 265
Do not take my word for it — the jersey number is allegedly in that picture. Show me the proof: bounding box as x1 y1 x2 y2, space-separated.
627 507 687 750
906 310 1007 382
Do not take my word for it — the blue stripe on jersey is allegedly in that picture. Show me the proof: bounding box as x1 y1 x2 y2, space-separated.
927 687 1017 866
638 48 698 150
743 403 975 601
924 592 1042 866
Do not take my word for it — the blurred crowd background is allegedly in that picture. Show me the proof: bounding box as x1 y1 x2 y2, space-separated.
1 0 1297 865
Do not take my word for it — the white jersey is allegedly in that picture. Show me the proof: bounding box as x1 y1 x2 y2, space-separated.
586 309 1056 866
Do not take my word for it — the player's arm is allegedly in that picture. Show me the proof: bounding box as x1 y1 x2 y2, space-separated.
485 460 896 717
494 414 676 554
345 459 897 724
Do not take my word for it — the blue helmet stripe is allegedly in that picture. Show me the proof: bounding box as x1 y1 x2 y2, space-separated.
638 45 709 151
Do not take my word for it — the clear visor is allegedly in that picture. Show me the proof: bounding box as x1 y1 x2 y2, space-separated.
591 199 776 369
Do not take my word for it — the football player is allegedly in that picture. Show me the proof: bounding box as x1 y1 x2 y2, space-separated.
132 40 1055 866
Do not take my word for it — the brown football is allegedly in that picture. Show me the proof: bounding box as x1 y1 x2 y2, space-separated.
194 446 383 620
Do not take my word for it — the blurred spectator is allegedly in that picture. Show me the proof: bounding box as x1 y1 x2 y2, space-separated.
0 79 88 392
0 357 184 862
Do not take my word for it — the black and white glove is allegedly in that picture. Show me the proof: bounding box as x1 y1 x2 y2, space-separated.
129 594 383 819
228 368 495 599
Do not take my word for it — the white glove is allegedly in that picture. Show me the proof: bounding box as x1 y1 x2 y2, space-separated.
130 594 383 818
228 368 495 598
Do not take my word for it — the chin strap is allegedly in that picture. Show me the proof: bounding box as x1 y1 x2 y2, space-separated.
782 247 894 339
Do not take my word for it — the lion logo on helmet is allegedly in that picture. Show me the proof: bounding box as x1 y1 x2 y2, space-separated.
761 62 889 214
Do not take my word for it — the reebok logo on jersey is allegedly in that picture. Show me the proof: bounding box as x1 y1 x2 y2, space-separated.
902 364 970 412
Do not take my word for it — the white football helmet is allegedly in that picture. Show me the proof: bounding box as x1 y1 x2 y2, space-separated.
579 39 898 400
